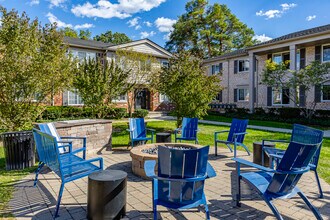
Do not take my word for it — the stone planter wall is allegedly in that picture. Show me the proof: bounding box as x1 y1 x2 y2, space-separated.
54 119 112 152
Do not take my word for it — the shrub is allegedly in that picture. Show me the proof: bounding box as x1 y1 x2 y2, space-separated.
104 108 127 119
133 109 149 118
276 107 302 119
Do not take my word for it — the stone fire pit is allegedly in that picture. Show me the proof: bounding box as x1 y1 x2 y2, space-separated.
130 143 205 179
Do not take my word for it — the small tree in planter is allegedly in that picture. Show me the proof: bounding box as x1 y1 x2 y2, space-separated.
73 58 132 118
0 8 75 169
153 51 221 126
262 60 330 120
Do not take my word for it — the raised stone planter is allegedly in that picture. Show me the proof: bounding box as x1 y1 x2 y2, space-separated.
130 143 204 180
53 119 112 152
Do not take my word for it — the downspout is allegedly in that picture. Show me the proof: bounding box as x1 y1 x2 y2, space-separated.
227 59 230 103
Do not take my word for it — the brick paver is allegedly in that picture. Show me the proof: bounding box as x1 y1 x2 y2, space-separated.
8 150 330 219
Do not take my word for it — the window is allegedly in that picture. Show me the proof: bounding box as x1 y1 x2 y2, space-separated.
237 88 249 101
272 52 290 69
114 94 127 102
67 89 83 105
322 82 330 101
238 60 249 72
210 63 223 75
140 60 151 71
322 45 330 62
159 93 169 102
214 91 222 102
272 88 290 105
161 60 169 68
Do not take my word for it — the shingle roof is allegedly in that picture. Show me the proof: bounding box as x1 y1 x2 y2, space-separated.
64 36 113 49
203 48 248 63
251 24 330 48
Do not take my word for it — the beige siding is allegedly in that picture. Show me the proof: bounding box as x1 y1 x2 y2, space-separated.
126 43 166 57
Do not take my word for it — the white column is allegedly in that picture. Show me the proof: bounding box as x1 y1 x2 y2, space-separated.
289 45 297 106
249 53 255 113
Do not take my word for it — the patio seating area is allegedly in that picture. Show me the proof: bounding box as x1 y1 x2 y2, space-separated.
7 149 330 219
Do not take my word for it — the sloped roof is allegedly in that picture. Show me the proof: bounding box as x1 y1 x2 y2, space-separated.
250 24 330 49
203 49 248 63
64 36 113 49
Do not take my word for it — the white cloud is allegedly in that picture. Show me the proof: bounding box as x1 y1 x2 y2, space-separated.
306 15 316 21
253 34 272 43
140 31 156 39
256 3 297 19
46 13 94 29
71 0 166 19
29 0 40 6
49 0 67 8
155 17 176 32
135 25 141 30
144 21 152 27
163 33 170 41
127 17 140 27
74 23 95 29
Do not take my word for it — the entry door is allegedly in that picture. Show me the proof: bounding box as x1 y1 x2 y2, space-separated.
135 89 150 110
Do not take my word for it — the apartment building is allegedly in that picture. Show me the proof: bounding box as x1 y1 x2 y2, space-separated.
204 24 330 112
53 36 173 111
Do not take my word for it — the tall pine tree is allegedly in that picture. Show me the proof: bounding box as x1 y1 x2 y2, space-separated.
166 0 255 58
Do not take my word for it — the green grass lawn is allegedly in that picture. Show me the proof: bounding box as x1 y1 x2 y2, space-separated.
0 147 36 217
113 120 330 184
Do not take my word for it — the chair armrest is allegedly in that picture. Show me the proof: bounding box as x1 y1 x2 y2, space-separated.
126 128 134 132
145 160 157 178
232 158 275 173
61 157 103 169
262 139 290 144
71 147 86 155
57 141 72 152
61 136 87 140
207 162 216 178
146 128 155 132
214 130 230 135
155 174 208 182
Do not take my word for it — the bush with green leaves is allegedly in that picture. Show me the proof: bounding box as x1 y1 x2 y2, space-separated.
153 51 221 126
0 7 75 131
132 109 149 118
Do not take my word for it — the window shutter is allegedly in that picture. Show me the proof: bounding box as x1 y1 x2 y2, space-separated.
219 63 223 74
315 84 321 102
62 91 68 106
208 66 212 76
234 89 237 102
254 87 256 103
315 46 321 61
300 48 306 69
299 86 306 107
267 54 272 61
267 87 272 106
219 90 223 102
234 60 238 74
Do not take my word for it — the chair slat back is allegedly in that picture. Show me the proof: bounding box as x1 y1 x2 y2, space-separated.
181 117 198 139
129 118 146 139
291 124 324 167
38 123 65 153
33 129 61 175
267 141 321 195
157 145 209 205
227 119 248 143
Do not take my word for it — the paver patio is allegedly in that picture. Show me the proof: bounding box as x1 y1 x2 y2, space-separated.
7 149 330 220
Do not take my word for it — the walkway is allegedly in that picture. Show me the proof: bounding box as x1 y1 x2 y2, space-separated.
7 150 330 219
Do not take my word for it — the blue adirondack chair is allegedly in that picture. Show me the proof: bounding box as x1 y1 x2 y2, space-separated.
262 124 324 198
214 118 249 156
174 117 199 144
233 141 323 220
128 118 155 147
38 122 87 159
145 145 216 220
33 129 103 217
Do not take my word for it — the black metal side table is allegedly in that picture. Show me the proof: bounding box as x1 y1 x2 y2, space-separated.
156 132 171 143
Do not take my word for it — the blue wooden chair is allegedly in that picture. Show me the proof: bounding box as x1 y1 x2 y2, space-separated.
233 141 323 220
262 124 324 198
128 118 155 147
174 117 199 144
214 118 249 156
38 122 87 159
145 145 216 220
32 129 103 217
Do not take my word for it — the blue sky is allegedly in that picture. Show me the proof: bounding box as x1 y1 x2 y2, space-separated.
0 0 330 47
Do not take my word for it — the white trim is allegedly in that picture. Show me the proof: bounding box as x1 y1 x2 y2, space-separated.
237 60 250 73
321 44 330 63
271 87 290 106
67 89 84 106
237 87 249 102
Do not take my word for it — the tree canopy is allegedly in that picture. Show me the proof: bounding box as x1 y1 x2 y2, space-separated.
94 30 131 44
153 51 221 126
165 0 255 58
61 27 91 40
0 7 75 131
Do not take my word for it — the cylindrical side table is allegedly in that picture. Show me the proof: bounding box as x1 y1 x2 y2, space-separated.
156 132 171 143
253 141 275 167
87 170 127 220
